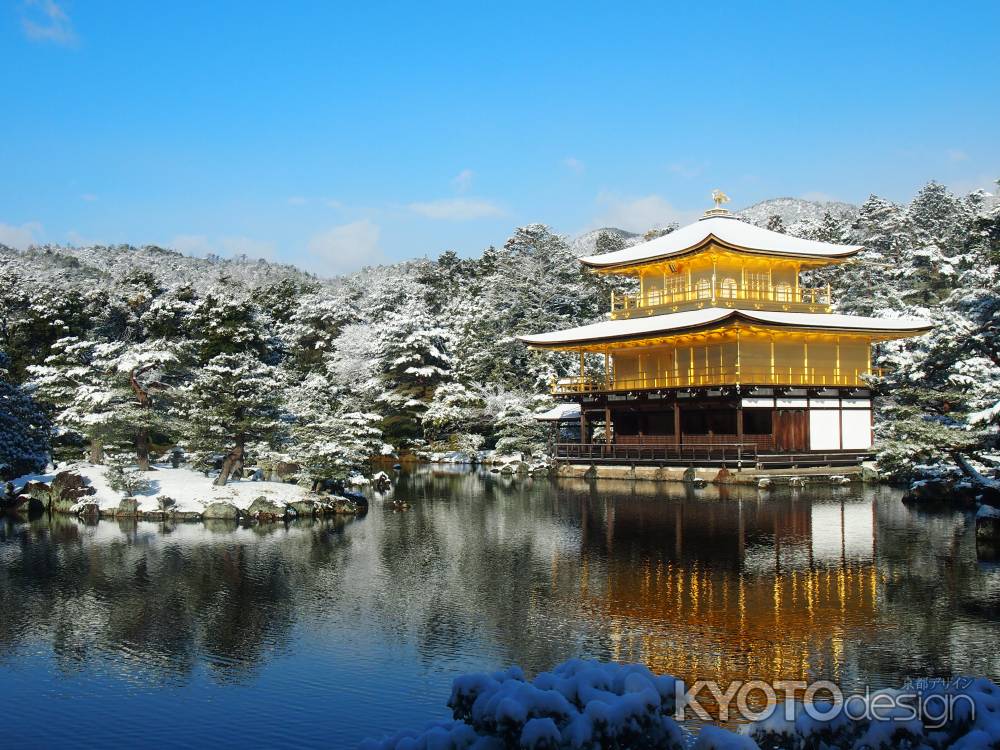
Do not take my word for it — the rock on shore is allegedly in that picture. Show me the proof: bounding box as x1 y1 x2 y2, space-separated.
7 463 367 523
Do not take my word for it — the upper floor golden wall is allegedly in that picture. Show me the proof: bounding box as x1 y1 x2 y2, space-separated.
607 246 835 319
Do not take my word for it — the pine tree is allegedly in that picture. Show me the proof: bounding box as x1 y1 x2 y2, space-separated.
375 306 453 442
0 351 49 479
28 337 123 463
182 352 284 485
285 374 383 483
422 381 486 441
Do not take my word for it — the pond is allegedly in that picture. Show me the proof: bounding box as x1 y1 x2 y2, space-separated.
2 468 999 748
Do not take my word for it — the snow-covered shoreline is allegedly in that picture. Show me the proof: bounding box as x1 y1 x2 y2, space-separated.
9 463 366 521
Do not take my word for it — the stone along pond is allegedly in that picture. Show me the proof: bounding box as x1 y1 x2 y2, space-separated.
2 468 999 748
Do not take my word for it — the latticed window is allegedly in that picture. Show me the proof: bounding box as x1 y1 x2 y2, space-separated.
746 271 768 298
774 282 792 301
664 273 686 300
695 278 712 299
719 277 737 298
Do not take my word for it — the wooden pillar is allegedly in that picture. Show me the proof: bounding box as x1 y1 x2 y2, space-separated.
604 349 610 389
604 406 612 446
673 401 681 446
711 256 718 303
736 328 742 385
803 341 809 386
580 410 587 445
835 337 841 384
639 272 645 307
794 263 800 301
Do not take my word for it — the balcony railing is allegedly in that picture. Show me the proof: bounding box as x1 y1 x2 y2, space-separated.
552 366 883 395
611 283 831 315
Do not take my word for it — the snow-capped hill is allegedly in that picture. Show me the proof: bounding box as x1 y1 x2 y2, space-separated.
0 242 322 292
569 227 641 257
737 197 857 229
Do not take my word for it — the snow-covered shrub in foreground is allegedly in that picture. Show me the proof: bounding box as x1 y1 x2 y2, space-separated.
362 660 683 750
361 660 1000 750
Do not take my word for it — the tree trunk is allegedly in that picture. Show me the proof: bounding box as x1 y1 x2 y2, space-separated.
136 428 151 471
214 435 245 486
129 365 156 472
89 438 104 464
952 451 1000 506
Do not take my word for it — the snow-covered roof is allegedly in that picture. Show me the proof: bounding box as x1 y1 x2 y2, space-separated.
519 308 933 347
534 403 581 421
578 214 861 269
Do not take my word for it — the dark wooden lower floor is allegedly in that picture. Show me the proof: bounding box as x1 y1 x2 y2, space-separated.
561 388 874 458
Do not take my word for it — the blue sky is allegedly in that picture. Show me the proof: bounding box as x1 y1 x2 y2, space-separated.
2 1 997 275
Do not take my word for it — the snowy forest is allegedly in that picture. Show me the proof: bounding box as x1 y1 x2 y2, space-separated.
0 181 997 486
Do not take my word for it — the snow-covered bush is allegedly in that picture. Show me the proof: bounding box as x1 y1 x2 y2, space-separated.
104 454 151 495
363 659 686 750
362 658 1000 750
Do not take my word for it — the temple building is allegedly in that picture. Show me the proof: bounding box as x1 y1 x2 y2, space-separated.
520 193 932 467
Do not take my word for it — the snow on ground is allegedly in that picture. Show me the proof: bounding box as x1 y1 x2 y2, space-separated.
13 462 315 514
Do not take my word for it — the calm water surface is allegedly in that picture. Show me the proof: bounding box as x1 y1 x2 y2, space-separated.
2 468 1000 748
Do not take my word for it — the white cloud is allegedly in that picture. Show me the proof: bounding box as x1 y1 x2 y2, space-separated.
0 221 43 250
306 219 383 275
947 149 969 163
287 196 308 205
21 0 76 45
325 198 344 209
408 198 505 221
218 236 277 260
168 234 276 261
563 157 585 175
80 193 98 202
66 230 102 246
947 174 998 197
169 234 213 256
590 192 693 232
451 169 474 193
668 162 704 179
799 191 839 203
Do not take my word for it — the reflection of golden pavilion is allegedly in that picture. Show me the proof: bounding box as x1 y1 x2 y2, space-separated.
572 495 878 691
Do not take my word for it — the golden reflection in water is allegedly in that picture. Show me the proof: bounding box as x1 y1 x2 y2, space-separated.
569 491 879 694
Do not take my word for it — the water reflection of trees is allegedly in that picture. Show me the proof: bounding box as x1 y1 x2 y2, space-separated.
3 470 1000 695
0 515 359 684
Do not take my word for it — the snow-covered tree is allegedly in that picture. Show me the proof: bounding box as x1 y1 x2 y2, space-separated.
28 337 119 462
375 307 453 441
182 352 284 485
282 372 383 483
0 351 49 478
422 381 486 441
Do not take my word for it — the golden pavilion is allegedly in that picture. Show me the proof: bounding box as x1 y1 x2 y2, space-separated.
520 192 932 467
